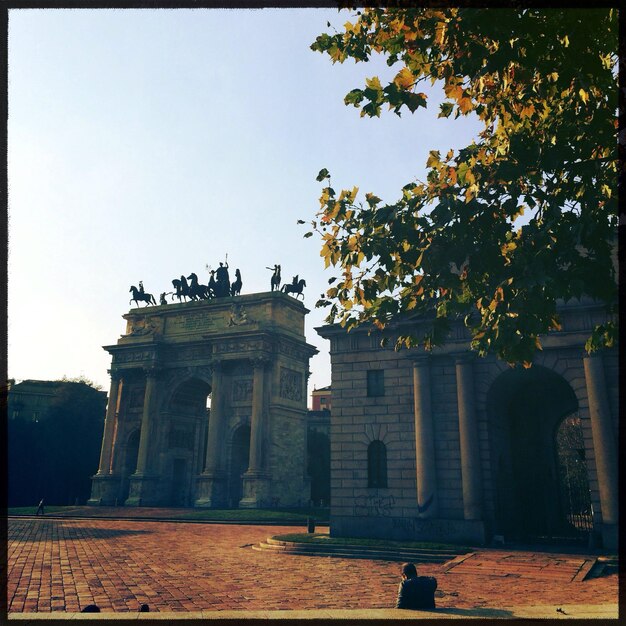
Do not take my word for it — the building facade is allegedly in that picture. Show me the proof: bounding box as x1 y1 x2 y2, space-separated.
311 386 332 412
89 291 318 508
317 298 618 549
6 379 106 424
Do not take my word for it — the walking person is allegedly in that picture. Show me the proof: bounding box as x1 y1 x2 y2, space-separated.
395 562 437 610
36 498 45 516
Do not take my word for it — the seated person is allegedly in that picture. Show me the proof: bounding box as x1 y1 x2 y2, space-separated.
395 562 437 610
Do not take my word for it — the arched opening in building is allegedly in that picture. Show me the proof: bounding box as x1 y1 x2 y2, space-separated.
228 424 250 508
307 430 330 506
166 377 212 507
487 366 591 543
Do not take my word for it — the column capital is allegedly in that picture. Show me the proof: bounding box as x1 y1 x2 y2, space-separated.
107 369 123 382
583 351 604 363
143 366 162 380
252 355 272 369
209 358 223 373
411 354 431 368
454 352 476 366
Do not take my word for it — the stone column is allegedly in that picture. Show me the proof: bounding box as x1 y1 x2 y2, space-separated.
248 357 269 473
96 369 122 475
583 354 618 542
134 367 159 475
412 356 438 518
88 370 123 505
455 354 483 520
195 360 227 507
125 367 161 507
241 356 271 508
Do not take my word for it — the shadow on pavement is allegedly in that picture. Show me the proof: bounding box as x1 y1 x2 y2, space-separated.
436 607 515 618
10 520 153 542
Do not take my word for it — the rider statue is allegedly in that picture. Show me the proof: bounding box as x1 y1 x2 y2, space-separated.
215 259 230 297
139 281 144 294
216 261 229 285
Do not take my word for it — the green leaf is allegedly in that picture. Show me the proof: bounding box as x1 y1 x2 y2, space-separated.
438 102 454 118
316 168 330 182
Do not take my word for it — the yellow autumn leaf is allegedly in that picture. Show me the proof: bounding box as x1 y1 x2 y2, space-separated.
465 183 479 202
426 150 441 168
579 88 589 105
365 76 383 91
458 96 473 114
394 67 415 90
434 22 446 46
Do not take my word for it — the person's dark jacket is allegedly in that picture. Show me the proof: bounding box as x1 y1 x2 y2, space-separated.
395 575 437 610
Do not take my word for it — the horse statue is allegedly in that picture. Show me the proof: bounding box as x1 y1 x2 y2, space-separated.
281 278 306 299
231 269 242 296
172 275 190 302
267 264 281 291
187 272 209 300
129 285 157 307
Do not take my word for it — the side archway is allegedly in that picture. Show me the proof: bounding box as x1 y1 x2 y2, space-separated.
486 365 590 542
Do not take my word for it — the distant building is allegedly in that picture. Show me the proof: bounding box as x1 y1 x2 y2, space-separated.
311 385 332 411
7 379 106 423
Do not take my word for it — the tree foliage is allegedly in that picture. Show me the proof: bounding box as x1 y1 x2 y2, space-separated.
309 8 618 365
8 381 105 506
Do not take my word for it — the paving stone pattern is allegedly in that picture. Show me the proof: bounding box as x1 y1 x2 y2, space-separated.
7 519 618 613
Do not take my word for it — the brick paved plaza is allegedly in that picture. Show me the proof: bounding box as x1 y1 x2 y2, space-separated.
7 518 618 616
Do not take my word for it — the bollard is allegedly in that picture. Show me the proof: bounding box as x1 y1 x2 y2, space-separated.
307 517 315 533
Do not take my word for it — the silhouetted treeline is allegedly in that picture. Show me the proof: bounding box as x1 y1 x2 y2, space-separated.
8 382 106 507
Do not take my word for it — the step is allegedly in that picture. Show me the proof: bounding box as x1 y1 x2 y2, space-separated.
253 541 459 563
266 537 461 555
252 544 445 563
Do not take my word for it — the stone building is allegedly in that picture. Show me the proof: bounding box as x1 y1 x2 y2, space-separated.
317 298 618 549
311 386 332 412
6 379 106 423
89 291 318 508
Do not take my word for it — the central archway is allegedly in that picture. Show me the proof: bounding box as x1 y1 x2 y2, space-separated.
164 377 212 507
487 366 590 542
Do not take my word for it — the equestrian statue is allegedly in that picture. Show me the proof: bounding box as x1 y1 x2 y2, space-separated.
129 285 157 307
281 275 306 299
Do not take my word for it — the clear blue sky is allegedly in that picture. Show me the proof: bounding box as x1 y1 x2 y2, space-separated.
8 8 482 401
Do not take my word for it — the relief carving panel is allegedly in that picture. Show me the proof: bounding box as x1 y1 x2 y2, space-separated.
280 367 303 402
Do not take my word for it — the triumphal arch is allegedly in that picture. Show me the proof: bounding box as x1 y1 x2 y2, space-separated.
89 291 318 508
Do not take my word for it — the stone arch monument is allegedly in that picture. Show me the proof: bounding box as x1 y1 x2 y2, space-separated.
89 291 318 508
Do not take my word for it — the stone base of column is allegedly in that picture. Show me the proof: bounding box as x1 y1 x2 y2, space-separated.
600 523 618 551
124 474 161 507
194 472 227 508
331 515 486 545
239 471 271 509
87 474 121 506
